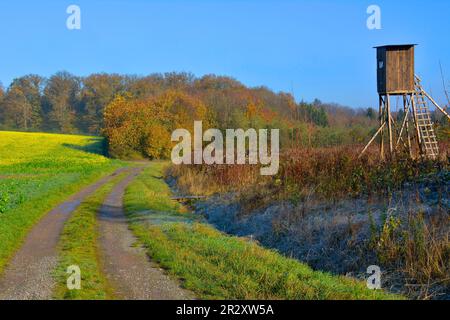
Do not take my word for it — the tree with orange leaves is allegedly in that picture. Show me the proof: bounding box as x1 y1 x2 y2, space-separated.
103 90 214 159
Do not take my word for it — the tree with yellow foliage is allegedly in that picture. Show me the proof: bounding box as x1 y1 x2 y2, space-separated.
103 90 214 159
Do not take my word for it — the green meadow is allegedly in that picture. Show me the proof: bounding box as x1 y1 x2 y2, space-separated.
0 131 124 273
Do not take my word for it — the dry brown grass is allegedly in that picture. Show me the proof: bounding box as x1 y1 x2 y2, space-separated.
166 163 261 196
369 208 449 299
167 142 449 299
168 144 448 207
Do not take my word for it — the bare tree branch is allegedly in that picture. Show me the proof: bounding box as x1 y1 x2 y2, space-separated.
439 61 450 108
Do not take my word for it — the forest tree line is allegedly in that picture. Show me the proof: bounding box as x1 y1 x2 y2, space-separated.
0 71 407 158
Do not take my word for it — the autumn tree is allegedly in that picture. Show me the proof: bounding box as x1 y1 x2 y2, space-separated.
0 83 4 126
104 90 213 159
1 75 44 130
80 73 125 134
125 74 166 99
104 95 150 158
163 72 195 91
43 72 80 133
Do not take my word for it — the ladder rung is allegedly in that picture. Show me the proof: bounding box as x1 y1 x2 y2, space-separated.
414 84 440 158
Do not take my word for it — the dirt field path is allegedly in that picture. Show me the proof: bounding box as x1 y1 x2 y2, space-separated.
98 167 194 300
0 168 129 300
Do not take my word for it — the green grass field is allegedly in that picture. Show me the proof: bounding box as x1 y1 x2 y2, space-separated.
124 163 402 300
0 131 124 274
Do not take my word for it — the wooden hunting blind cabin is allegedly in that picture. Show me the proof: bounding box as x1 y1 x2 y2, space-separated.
360 44 450 160
376 45 415 95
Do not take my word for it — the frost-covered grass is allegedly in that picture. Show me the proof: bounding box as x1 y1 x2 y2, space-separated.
124 162 401 300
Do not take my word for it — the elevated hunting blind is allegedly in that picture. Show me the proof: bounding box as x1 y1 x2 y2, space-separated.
360 44 450 160
376 44 415 95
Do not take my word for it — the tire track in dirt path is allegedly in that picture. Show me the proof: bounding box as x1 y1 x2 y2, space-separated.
98 166 194 300
0 167 130 300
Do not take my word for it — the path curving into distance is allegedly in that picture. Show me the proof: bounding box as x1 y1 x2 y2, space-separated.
98 166 194 300
0 167 129 300
0 165 193 300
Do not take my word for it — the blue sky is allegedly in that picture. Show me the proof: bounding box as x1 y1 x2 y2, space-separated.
0 0 449 109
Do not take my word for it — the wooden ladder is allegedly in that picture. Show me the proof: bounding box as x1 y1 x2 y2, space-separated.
414 76 439 159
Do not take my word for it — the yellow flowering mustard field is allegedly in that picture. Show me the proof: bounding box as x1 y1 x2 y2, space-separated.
0 131 125 273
